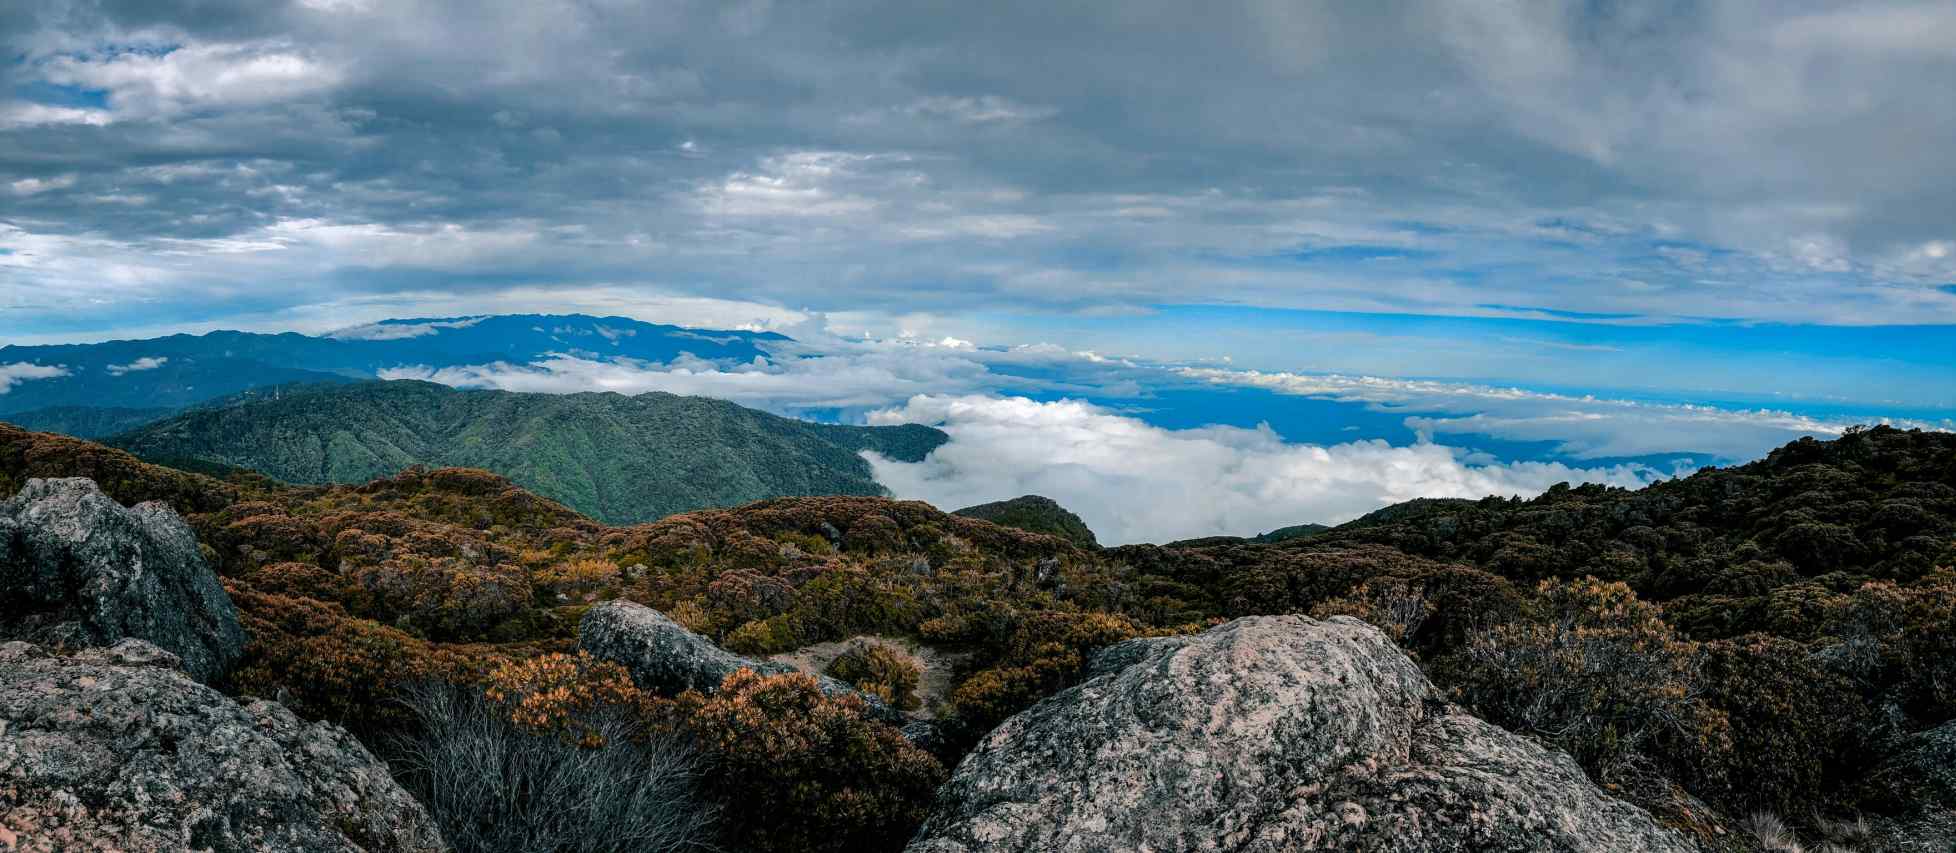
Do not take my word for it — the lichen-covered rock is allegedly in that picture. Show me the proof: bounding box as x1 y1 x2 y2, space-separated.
0 638 446 853
0 477 246 683
907 615 1702 853
578 599 900 720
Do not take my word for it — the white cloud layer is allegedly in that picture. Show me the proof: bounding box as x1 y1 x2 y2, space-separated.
104 356 168 376
0 363 70 394
863 395 1668 546
1175 367 1945 462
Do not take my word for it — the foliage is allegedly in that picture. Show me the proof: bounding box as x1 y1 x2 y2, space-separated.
110 379 947 523
1447 579 1733 791
390 679 716 853
826 640 924 711
9 421 1956 847
680 669 946 853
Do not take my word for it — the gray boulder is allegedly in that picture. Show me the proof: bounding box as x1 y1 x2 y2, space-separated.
908 615 1701 853
0 478 245 683
0 639 446 853
578 599 899 721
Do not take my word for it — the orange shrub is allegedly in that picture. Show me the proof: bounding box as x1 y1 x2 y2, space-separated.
484 651 659 746
683 669 944 853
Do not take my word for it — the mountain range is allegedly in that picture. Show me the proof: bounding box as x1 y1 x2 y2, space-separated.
107 379 946 524
0 313 782 420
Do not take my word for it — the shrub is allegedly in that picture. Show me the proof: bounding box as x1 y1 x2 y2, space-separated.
227 585 453 733
682 669 944 853
1311 577 1432 649
1695 635 1868 814
482 652 658 746
1444 578 1732 789
390 680 716 853
533 556 618 602
826 640 924 711
946 611 1146 740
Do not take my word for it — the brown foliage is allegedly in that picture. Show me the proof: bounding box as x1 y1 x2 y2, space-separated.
682 669 945 853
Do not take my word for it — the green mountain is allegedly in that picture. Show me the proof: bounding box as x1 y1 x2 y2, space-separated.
109 380 947 524
3 405 177 439
953 494 1099 548
1251 522 1330 543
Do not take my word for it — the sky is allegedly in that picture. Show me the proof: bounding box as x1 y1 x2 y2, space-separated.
3 1 1955 541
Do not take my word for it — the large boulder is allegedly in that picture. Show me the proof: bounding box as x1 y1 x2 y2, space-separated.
0 639 445 852
907 615 1701 853
578 599 899 720
0 478 245 683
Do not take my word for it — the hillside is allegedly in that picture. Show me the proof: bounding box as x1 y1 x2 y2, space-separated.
110 380 947 524
952 494 1099 548
3 422 1954 851
0 313 783 416
3 405 176 438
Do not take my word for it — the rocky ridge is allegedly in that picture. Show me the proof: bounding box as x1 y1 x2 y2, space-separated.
0 477 245 684
0 639 445 853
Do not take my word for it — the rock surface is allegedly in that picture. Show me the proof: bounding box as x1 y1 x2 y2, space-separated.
0 477 245 683
907 615 1701 853
0 638 446 853
579 599 900 720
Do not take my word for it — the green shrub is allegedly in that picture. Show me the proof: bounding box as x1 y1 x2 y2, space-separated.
826 640 924 711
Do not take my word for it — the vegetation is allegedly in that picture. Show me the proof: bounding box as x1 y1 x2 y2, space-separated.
391 676 717 853
952 494 1099 548
5 421 1954 849
1 405 175 438
826 640 925 711
681 669 946 852
110 379 947 523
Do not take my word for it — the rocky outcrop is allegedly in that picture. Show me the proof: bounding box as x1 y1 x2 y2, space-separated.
0 478 245 683
0 639 445 853
907 615 1701 853
578 599 900 721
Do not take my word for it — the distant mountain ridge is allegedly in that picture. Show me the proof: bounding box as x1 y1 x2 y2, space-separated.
2 405 180 439
110 380 945 524
0 314 784 418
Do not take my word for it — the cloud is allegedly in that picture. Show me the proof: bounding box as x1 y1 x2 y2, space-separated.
330 316 486 340
1175 366 1943 461
104 356 168 375
0 363 70 394
863 395 1669 545
375 336 1016 412
5 0 1956 354
39 42 348 120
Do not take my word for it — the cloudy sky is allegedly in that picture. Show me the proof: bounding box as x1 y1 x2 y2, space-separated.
4 1 1955 540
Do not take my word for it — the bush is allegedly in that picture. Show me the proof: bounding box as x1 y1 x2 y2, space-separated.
390 680 716 853
826 640 924 711
682 669 944 853
1444 578 1732 788
1696 635 1869 814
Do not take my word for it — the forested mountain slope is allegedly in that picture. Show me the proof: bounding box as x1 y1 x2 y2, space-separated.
109 379 946 524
